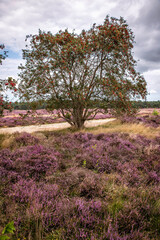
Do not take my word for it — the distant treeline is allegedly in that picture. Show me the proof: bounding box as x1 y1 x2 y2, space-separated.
12 101 46 110
12 100 160 110
133 101 160 108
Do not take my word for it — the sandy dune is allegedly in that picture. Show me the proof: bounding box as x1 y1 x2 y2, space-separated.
0 118 116 134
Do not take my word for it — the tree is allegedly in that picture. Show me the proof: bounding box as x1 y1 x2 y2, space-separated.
0 45 17 116
18 16 147 129
0 44 7 65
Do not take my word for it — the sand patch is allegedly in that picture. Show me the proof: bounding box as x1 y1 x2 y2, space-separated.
0 118 116 134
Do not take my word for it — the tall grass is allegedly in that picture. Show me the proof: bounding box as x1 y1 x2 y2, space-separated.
82 120 160 138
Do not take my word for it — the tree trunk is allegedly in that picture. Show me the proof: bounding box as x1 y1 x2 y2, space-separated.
0 108 3 117
72 106 85 129
73 118 85 129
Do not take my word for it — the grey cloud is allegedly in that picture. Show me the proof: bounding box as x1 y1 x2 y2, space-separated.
0 0 160 100
134 31 160 64
128 0 160 70
142 48 160 63
137 0 160 29
0 0 118 44
110 0 160 72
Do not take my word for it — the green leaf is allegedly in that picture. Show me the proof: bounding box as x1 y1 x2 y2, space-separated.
0 235 10 240
1 221 15 235
83 160 86 167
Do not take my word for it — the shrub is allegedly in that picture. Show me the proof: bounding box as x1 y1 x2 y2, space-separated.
0 144 61 181
152 109 159 116
0 131 160 239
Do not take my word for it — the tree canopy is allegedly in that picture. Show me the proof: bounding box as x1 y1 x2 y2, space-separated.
18 16 147 129
0 45 17 116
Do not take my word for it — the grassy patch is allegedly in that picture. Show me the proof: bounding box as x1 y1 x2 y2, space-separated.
82 120 160 138
0 134 8 149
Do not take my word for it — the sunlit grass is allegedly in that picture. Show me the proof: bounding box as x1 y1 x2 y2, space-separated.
0 134 7 149
41 119 160 139
81 120 160 138
1 120 159 147
1 135 15 149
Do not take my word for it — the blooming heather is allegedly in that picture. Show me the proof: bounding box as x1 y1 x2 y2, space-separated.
0 132 160 239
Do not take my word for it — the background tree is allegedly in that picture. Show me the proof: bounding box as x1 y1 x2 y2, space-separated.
18 16 147 129
0 45 17 116
0 44 7 65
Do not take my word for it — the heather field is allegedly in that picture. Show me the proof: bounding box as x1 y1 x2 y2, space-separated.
0 111 160 239
0 109 112 128
0 108 160 128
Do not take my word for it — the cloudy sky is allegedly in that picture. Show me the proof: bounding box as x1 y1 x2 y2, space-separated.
0 0 160 101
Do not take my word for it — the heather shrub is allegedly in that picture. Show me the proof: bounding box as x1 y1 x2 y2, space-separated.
11 132 39 148
116 186 160 239
47 133 85 168
9 179 60 239
1 132 40 150
0 144 61 181
120 114 160 128
120 115 138 124
46 167 88 196
0 131 160 239
78 174 103 199
75 133 139 174
0 115 64 128
33 132 47 142
45 197 124 240
47 167 105 199
0 110 112 128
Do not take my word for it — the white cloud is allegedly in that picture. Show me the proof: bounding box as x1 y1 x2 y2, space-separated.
149 89 157 94
143 69 160 100
0 58 24 80
0 0 160 100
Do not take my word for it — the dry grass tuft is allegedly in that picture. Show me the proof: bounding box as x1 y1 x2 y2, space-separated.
0 134 6 149
0 132 46 149
1 135 15 148
81 120 160 139
33 132 46 141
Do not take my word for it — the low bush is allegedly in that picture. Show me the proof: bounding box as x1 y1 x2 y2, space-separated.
120 115 160 128
152 109 159 116
0 132 160 239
